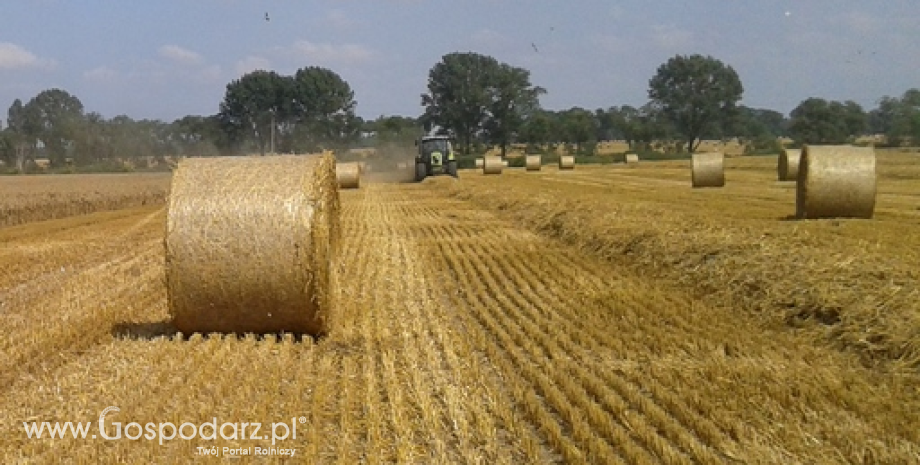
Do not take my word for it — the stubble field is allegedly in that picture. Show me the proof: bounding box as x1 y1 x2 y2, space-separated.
1 153 918 464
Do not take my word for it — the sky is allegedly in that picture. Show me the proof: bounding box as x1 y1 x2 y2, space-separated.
0 0 918 123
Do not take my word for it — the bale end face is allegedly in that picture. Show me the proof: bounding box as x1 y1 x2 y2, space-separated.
558 155 575 170
166 153 341 337
691 152 725 188
525 155 542 171
483 155 503 175
778 148 801 181
336 162 361 189
795 145 876 219
625 154 639 165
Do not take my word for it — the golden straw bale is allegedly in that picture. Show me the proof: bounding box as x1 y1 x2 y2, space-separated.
795 145 876 219
691 152 725 187
475 158 484 169
483 155 503 174
166 154 340 336
625 154 639 165
558 155 575 170
526 155 542 171
502 160 509 168
336 162 361 189
778 148 801 181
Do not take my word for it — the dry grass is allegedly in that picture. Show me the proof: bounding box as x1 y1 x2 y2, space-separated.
0 173 170 227
1 159 919 463
447 152 920 371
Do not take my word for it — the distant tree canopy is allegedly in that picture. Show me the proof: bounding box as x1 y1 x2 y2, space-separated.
869 88 920 146
788 98 867 145
648 54 743 153
421 52 544 156
218 67 361 155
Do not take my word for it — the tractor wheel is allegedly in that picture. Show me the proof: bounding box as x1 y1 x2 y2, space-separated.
446 160 458 178
415 162 427 182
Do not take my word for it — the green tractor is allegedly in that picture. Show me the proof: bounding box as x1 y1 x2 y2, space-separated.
414 135 458 181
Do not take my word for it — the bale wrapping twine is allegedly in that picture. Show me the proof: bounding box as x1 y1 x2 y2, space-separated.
691 152 725 188
795 145 876 219
483 155 503 175
475 158 484 169
559 155 575 170
166 154 340 336
526 155 542 171
778 148 801 181
336 162 361 189
625 154 639 165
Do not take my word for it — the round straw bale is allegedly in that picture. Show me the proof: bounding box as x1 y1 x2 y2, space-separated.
778 148 801 181
336 162 361 189
483 155 503 174
559 155 575 170
691 152 725 187
166 154 340 336
502 160 509 168
475 157 484 169
625 153 639 165
795 145 876 219
526 155 542 171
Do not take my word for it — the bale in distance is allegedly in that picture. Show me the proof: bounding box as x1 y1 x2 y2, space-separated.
526 155 542 171
483 155 503 175
165 154 340 336
335 162 361 189
502 160 509 168
795 145 876 219
778 148 801 181
625 153 639 165
475 158 484 169
559 155 575 170
691 152 725 188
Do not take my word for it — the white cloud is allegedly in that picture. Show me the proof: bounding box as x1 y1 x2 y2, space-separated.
83 66 118 82
650 24 694 51
470 28 508 47
158 45 203 66
235 56 272 76
325 9 361 29
0 42 54 70
290 40 372 65
592 34 629 55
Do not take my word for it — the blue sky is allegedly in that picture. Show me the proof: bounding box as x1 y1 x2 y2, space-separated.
1 1 917 123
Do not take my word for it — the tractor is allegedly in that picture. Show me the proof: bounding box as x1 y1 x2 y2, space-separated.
414 135 458 181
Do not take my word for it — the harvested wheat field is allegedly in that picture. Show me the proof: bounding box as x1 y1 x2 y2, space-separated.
1 155 919 463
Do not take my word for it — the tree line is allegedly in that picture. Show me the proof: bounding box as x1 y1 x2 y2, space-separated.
1 52 918 172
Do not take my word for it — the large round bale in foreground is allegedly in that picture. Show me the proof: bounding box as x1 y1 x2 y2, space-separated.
795 145 876 219
559 155 575 170
778 148 801 181
625 153 639 165
335 162 361 189
691 152 725 188
475 157 484 169
483 155 503 175
166 154 340 336
526 155 542 171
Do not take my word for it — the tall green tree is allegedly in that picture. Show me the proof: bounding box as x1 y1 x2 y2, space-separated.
648 54 743 153
22 89 85 166
421 52 499 154
289 66 360 151
788 98 867 144
482 63 545 157
218 70 291 155
557 107 597 153
5 99 31 171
